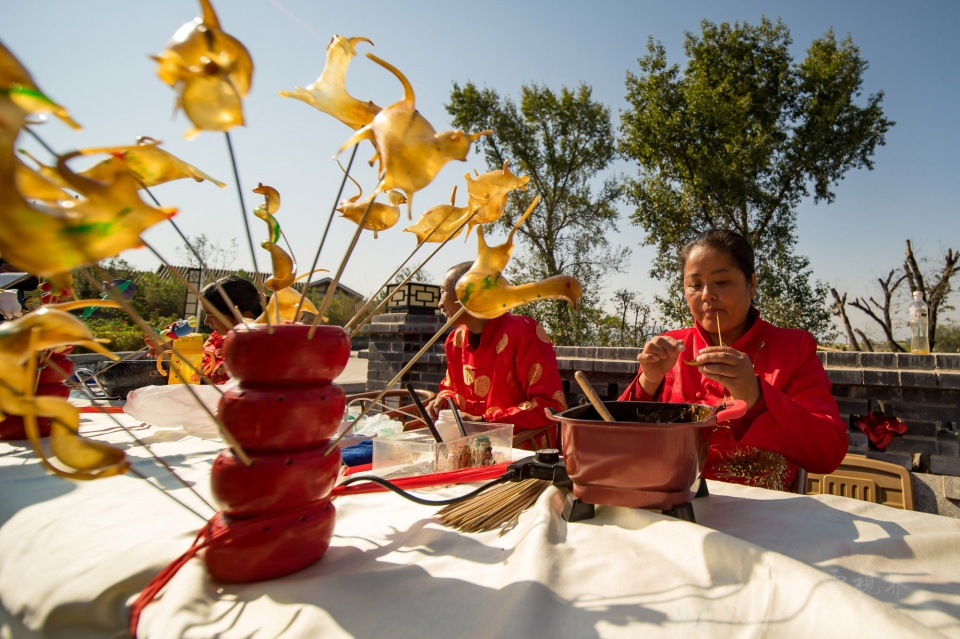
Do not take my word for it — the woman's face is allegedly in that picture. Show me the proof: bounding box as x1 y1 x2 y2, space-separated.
203 311 233 336
683 245 757 345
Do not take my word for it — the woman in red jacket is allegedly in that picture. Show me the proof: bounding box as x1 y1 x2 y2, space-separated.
618 229 847 490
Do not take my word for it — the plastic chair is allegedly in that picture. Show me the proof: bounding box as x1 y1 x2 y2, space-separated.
803 454 914 510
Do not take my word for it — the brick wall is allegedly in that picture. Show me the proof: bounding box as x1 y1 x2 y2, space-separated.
361 315 960 480
553 347 960 477
363 313 449 392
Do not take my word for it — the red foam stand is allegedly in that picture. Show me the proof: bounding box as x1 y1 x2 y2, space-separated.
204 323 351 583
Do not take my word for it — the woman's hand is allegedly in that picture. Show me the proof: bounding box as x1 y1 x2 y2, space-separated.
691 346 761 408
425 395 446 419
636 336 685 395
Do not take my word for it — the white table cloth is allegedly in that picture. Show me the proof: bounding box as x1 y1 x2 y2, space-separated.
2 408 959 638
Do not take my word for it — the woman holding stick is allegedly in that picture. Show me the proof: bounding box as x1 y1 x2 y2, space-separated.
619 229 847 490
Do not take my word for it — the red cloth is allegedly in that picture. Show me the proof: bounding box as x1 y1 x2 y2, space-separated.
201 331 230 384
618 308 848 491
854 411 907 451
437 313 567 448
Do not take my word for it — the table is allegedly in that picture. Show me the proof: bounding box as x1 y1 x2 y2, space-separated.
2 408 960 638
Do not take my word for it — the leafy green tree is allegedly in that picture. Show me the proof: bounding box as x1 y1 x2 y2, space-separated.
74 258 185 325
447 82 626 346
935 321 960 353
619 17 893 339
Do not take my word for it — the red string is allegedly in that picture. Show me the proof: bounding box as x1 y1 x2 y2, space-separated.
128 522 214 637
129 501 329 637
130 464 512 635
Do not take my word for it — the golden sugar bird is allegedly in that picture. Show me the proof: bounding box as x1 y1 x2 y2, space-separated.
280 35 380 131
403 185 472 244
455 196 582 319
0 301 129 480
252 183 297 292
337 53 490 218
336 171 405 238
77 137 226 188
463 160 530 235
14 154 72 202
19 138 225 192
0 40 80 129
152 0 253 138
0 147 176 292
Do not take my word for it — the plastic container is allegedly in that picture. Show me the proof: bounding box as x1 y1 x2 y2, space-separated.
908 291 930 354
373 422 513 477
157 333 205 384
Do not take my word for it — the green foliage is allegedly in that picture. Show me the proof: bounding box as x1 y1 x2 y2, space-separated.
81 315 181 353
619 17 892 340
446 82 626 345
302 288 361 328
935 321 960 353
74 258 186 322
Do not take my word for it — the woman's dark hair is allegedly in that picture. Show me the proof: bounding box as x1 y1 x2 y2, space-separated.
200 275 262 317
680 229 755 280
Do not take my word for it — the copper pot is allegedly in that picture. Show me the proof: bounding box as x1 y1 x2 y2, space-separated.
547 400 746 509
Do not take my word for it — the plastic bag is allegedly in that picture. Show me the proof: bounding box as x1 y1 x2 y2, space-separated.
351 412 403 437
124 382 231 437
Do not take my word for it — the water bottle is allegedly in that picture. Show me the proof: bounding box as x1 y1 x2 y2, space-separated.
908 291 930 354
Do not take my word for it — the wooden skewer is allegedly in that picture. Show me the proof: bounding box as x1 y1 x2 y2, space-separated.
574 371 614 422
308 183 383 339
294 145 359 320
80 268 252 467
344 209 479 334
322 307 466 455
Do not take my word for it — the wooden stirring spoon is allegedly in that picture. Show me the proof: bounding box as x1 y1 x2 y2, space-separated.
574 370 615 422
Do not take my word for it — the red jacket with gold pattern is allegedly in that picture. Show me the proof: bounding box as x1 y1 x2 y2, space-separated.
618 308 848 490
437 313 567 445
202 331 230 385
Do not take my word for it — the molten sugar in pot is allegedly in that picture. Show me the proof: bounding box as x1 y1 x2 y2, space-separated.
547 400 746 510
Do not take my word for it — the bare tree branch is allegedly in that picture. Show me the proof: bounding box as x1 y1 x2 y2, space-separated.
830 288 860 350
850 270 907 351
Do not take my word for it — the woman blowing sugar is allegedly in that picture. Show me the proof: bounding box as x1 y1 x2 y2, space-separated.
619 229 847 490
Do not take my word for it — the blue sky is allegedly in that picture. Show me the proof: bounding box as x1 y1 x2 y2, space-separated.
5 1 959 336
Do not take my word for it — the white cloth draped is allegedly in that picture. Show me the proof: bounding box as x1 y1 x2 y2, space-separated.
2 411 959 638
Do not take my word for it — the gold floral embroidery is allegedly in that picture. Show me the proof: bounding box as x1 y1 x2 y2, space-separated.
474 375 491 398
453 327 465 348
527 362 543 386
518 400 536 411
463 365 476 385
456 393 466 407
712 447 791 491
552 390 567 410
442 373 450 387
485 407 500 417
536 325 552 344
496 333 509 353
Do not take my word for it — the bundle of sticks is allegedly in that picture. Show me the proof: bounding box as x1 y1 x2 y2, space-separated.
436 478 550 534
